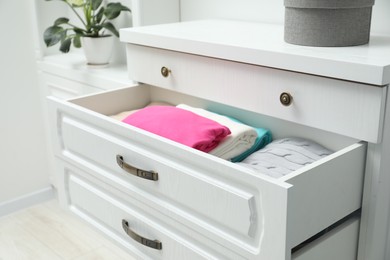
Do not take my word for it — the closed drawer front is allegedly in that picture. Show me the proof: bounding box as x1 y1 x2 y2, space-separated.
126 44 387 143
64 166 228 260
292 216 360 260
49 85 366 260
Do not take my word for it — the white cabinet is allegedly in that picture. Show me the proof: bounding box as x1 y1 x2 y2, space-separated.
38 53 136 187
48 20 390 259
60 161 241 259
125 44 386 143
40 73 102 99
49 85 366 259
37 53 135 97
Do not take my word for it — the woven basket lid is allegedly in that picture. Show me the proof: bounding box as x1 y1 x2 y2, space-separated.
284 0 375 9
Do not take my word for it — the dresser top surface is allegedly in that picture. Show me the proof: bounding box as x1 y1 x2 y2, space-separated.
121 19 390 85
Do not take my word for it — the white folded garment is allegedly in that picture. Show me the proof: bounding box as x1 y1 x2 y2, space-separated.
177 104 257 160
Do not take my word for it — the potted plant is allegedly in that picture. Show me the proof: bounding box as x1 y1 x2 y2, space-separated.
44 0 131 65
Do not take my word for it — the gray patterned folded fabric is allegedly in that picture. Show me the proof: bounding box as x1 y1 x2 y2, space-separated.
236 137 333 178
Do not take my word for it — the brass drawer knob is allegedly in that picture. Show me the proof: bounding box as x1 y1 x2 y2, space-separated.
161 66 171 77
280 92 293 106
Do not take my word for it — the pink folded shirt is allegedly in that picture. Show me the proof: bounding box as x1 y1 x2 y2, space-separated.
122 106 231 152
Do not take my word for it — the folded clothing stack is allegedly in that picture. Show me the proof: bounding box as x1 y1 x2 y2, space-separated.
237 137 333 178
121 106 231 153
177 104 272 161
226 116 272 162
114 103 272 161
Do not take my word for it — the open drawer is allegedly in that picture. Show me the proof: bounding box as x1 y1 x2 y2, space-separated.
48 85 366 260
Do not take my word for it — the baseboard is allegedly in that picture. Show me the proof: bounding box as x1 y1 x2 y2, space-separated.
0 186 55 217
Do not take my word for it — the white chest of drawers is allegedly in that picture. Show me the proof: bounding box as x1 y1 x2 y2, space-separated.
37 53 137 188
49 20 390 260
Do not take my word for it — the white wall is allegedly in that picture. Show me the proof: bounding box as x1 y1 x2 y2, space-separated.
34 0 68 57
181 0 284 24
371 0 390 35
180 0 390 35
33 0 390 61
0 1 50 203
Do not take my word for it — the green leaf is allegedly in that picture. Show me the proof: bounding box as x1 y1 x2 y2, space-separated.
68 0 84 7
54 17 69 26
90 24 103 35
84 2 93 28
104 3 131 20
73 27 85 35
43 26 65 47
95 7 104 23
91 0 103 10
73 35 82 48
60 38 72 53
102 22 119 37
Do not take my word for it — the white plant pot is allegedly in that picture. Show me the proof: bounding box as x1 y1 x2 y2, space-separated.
82 36 114 65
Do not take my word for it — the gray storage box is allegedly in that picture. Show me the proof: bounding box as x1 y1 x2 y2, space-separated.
284 0 375 47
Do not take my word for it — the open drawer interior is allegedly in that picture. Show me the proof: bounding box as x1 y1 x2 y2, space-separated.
71 84 360 152
51 84 366 259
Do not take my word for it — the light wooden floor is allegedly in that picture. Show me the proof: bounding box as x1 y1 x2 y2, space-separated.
0 200 136 260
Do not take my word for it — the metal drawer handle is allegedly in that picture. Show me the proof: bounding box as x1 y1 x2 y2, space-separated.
280 92 293 106
122 219 162 250
116 155 158 181
161 66 171 77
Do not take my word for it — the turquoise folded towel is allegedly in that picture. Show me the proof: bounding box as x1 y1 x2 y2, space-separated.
227 117 272 162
